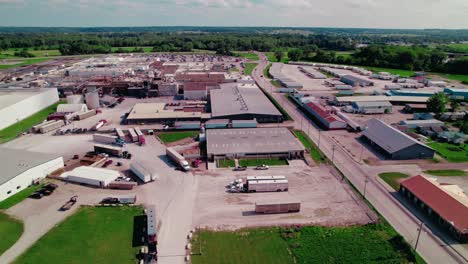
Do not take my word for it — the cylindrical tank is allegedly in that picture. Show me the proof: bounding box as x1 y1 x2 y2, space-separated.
66 95 84 104
85 92 100 109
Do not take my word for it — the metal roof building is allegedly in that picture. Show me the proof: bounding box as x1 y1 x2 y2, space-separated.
400 175 468 242
206 128 305 161
0 148 64 202
210 83 282 123
126 103 208 124
363 119 434 160
304 102 347 130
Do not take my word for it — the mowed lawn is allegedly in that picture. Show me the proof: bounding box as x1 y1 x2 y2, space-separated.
239 158 288 167
378 172 410 190
192 224 423 264
235 52 259 61
218 159 235 168
157 131 198 143
0 58 52 69
14 206 142 264
427 142 468 162
293 130 326 164
424 169 467 176
191 228 294 264
244 63 257 76
0 101 62 143
0 184 44 209
0 212 24 256
265 52 289 63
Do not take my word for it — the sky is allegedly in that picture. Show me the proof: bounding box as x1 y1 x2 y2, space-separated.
0 0 467 29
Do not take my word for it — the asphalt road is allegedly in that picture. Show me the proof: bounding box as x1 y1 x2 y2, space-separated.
252 52 467 264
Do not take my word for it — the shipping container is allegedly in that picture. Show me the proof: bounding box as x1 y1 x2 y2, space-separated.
146 205 157 243
93 133 118 144
38 120 65 133
128 128 138 142
77 109 97 120
130 162 157 183
255 200 301 214
94 144 123 157
108 181 137 190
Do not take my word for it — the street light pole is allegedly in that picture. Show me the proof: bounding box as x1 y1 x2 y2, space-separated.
363 175 369 198
318 130 322 149
415 221 424 251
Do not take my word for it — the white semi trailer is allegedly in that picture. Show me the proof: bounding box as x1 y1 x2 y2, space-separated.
93 134 118 144
130 162 157 183
166 147 190 171
244 179 289 192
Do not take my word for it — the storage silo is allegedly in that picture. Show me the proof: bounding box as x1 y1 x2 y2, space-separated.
66 94 84 104
85 92 100 109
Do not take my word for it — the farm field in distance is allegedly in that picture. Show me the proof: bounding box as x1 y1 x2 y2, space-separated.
0 212 23 256
191 224 424 264
14 206 143 264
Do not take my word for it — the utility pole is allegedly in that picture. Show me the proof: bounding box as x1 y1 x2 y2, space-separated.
363 174 369 198
318 130 322 149
414 221 424 251
331 144 336 164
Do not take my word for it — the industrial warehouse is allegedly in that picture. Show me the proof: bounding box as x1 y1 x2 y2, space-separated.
206 127 305 161
363 119 435 160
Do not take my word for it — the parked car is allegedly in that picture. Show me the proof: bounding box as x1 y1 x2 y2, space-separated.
43 183 58 191
29 192 44 199
233 166 247 171
255 164 269 170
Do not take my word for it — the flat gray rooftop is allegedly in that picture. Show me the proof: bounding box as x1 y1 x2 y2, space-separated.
206 127 304 155
0 89 50 111
210 83 281 118
0 147 61 185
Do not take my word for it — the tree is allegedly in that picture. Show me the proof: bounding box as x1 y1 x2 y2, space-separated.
288 48 303 61
450 99 460 112
274 50 283 62
427 93 448 115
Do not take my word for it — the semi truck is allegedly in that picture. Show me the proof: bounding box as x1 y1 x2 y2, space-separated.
166 147 190 171
93 134 118 144
101 195 137 204
94 144 123 157
115 128 125 139
255 199 301 214
130 162 157 183
245 179 289 192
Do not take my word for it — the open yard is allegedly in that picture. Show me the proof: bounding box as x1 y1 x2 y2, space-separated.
424 169 467 176
191 223 423 264
0 58 52 69
293 130 326 164
427 142 468 162
378 172 410 190
244 63 257 76
0 184 44 210
0 212 23 256
157 131 198 144
239 158 288 167
13 206 143 264
0 101 63 143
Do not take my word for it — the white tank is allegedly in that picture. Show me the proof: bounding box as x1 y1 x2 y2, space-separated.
66 94 84 104
85 92 100 109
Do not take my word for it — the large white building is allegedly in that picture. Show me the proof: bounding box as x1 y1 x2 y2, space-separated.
0 148 64 202
61 166 121 187
0 88 59 130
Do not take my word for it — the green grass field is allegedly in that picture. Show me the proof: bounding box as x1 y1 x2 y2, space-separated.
217 159 236 168
157 131 198 143
293 130 326 164
14 206 143 264
0 58 52 69
442 43 468 53
0 184 44 209
265 52 289 63
191 228 294 264
0 212 24 256
0 48 61 59
378 172 410 190
235 52 259 61
111 46 153 53
192 224 423 264
427 142 468 163
239 158 288 167
430 73 468 83
0 101 62 143
424 169 467 176
244 63 257 76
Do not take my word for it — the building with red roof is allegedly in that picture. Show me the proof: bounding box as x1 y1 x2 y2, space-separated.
400 175 468 242
304 101 347 130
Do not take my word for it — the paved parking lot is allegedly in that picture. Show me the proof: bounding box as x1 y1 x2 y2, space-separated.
193 165 376 230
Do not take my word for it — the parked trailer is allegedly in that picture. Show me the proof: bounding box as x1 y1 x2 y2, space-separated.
94 144 123 157
92 120 105 131
108 181 137 190
135 127 145 145
115 128 125 139
146 205 157 243
76 109 96 120
166 147 190 171
245 179 289 193
130 162 157 183
255 200 301 214
128 128 138 142
246 176 286 182
33 120 56 132
93 134 118 144
38 120 65 133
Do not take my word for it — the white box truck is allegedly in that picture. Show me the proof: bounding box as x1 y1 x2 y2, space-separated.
166 147 190 171
130 162 157 183
93 133 118 144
